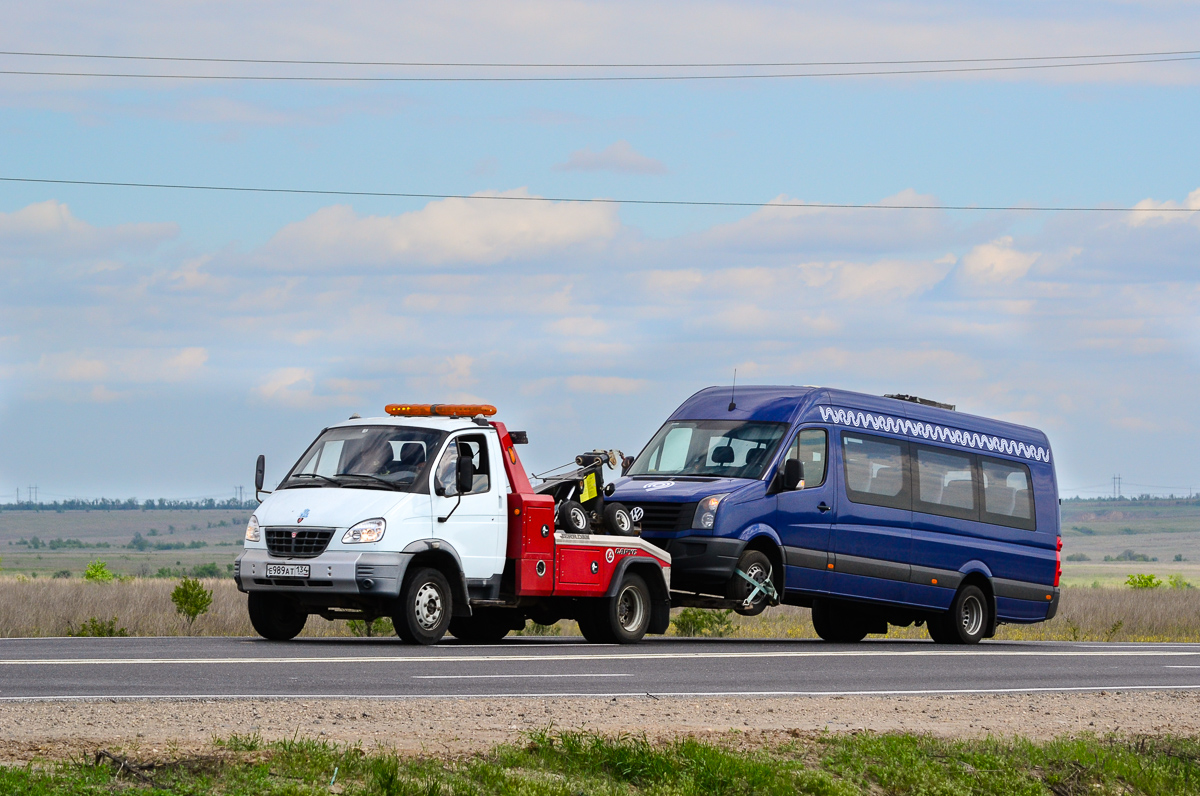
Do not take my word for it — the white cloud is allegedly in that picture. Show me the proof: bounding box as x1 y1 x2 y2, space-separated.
957 237 1039 284
36 347 208 384
0 200 176 259
253 367 357 409
553 140 668 175
1128 187 1200 226
565 376 647 394
263 190 620 268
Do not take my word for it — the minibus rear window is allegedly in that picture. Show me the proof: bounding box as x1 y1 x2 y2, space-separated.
981 458 1036 530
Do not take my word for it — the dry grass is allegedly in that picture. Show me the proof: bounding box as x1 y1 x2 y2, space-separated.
1 578 1198 641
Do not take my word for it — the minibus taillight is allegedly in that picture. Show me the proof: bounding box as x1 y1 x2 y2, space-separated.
1054 535 1063 587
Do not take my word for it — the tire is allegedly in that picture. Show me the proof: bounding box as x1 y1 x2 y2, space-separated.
448 609 516 643
394 567 453 645
557 500 591 533
928 585 989 645
602 503 636 536
247 592 308 641
811 599 868 643
726 550 776 617
584 573 652 644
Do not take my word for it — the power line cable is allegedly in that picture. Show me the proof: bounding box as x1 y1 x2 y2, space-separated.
1 47 1197 68
1 55 1199 82
1 176 1197 213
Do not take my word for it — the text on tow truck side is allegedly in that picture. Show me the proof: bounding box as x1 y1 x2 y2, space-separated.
235 403 671 644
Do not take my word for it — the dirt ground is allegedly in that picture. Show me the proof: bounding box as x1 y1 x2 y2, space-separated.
2 690 1199 763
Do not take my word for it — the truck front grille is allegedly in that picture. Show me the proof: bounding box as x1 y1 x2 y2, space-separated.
264 527 335 558
621 502 697 533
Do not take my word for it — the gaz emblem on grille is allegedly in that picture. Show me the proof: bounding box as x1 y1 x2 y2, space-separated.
291 531 298 538
297 508 310 524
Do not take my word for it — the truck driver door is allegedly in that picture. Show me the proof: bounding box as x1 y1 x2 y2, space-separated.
431 433 505 580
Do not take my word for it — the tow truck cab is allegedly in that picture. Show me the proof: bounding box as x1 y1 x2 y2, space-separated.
235 405 671 644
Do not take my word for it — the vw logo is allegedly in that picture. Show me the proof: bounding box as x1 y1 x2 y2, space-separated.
605 548 615 563
643 481 675 491
630 506 645 522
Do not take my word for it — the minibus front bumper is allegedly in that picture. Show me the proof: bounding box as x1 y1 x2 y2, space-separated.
234 548 406 598
647 535 745 593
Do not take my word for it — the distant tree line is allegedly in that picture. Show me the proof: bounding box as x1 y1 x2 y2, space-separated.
0 497 258 512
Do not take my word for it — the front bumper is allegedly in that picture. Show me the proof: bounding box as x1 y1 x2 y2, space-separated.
235 549 408 598
649 535 745 594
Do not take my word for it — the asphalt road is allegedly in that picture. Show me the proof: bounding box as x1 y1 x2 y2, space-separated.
2 637 1199 701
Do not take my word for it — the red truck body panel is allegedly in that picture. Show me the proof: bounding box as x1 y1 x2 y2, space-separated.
491 421 669 599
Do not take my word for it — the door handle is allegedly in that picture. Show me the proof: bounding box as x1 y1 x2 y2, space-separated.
817 502 831 513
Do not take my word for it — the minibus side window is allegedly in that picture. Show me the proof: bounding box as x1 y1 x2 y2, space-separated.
913 445 978 521
783 429 828 488
980 457 1036 530
841 432 910 510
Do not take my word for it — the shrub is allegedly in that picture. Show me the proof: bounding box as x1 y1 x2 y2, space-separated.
171 577 213 632
347 617 395 637
672 607 735 637
68 616 128 637
1176 554 1187 562
52 570 71 579
1169 574 1194 590
84 560 115 583
1126 573 1162 589
1064 553 1090 562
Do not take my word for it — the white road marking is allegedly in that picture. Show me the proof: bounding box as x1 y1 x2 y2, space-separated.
1164 665 1200 668
4 684 1200 702
1 648 1198 665
412 673 631 679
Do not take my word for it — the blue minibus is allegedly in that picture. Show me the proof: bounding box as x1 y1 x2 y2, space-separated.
609 386 1061 644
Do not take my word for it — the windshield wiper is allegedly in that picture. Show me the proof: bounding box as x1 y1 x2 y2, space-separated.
286 473 343 488
335 472 403 490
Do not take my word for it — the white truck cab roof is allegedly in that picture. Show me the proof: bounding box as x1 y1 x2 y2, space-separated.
325 415 493 434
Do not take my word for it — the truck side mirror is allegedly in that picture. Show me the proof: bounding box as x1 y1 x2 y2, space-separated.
784 458 803 490
455 452 476 495
621 455 635 476
255 455 265 491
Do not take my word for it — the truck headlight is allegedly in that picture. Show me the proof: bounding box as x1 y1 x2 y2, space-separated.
244 515 260 542
342 518 386 544
692 493 730 530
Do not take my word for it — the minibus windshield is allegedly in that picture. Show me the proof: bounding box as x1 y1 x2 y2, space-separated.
281 426 447 492
628 420 788 480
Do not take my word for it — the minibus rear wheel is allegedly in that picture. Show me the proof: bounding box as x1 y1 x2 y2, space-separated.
247 592 308 641
928 585 989 645
395 567 454 645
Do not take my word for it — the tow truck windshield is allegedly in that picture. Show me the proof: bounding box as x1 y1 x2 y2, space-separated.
281 426 447 491
627 420 787 480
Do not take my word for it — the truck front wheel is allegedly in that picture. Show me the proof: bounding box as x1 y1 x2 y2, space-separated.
395 567 453 645
579 572 651 644
247 592 308 641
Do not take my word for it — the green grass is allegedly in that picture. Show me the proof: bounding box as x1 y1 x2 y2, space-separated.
5 730 1200 795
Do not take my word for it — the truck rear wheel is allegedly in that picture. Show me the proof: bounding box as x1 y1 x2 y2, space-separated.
928 585 989 645
247 592 308 641
580 572 651 644
811 599 869 643
394 567 453 645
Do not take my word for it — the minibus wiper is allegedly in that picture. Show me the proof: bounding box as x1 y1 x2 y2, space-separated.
335 472 403 490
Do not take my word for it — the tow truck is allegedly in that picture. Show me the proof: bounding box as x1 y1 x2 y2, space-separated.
235 404 671 644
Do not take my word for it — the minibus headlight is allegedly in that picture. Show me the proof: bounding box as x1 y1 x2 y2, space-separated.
244 515 260 542
342 518 386 544
692 493 730 530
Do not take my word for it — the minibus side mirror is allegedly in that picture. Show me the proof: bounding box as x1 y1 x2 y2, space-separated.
621 455 635 476
255 455 265 492
456 453 476 495
784 459 803 490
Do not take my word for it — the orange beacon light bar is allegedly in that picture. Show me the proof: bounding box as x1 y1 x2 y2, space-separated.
385 403 497 418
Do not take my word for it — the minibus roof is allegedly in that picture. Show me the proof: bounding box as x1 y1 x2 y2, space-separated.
670 385 1050 451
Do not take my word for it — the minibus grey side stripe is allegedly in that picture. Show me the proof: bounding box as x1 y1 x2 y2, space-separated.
908 566 962 590
994 578 1055 602
833 553 911 583
782 546 827 570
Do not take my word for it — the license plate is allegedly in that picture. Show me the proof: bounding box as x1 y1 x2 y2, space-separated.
266 564 310 578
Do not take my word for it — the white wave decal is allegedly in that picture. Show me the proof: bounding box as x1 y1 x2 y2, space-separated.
818 407 1051 463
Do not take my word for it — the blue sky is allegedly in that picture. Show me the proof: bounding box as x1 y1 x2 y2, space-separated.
2 1 1199 500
